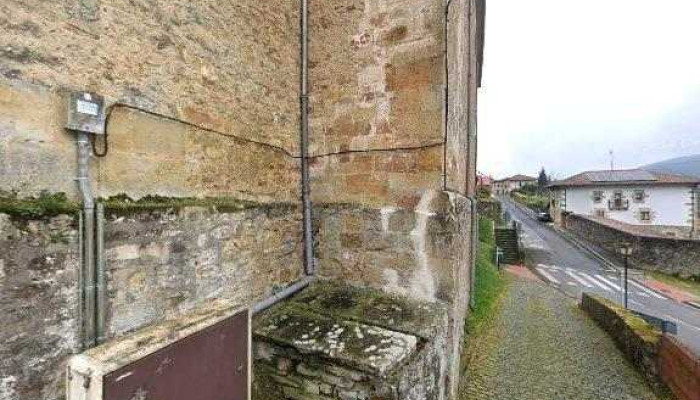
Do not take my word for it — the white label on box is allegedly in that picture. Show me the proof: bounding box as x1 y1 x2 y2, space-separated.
77 99 99 116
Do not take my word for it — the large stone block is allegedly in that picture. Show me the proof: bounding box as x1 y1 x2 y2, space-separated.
253 280 449 400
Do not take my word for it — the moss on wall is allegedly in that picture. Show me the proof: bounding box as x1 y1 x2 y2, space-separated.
0 191 79 219
101 194 298 217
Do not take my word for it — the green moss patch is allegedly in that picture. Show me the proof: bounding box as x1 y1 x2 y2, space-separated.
101 194 296 216
0 191 79 219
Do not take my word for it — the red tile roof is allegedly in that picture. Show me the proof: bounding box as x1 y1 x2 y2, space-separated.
494 174 537 183
549 169 700 188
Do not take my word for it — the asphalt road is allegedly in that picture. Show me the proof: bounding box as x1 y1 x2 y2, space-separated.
499 197 700 356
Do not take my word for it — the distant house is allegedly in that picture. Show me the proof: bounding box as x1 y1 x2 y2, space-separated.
549 169 700 237
492 174 537 195
477 173 493 192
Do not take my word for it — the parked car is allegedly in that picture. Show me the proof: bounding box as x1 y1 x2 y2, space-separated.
536 211 553 222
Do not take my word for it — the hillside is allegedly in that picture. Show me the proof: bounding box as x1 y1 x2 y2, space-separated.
642 154 700 178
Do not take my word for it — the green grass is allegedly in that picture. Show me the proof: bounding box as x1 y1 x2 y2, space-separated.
647 270 700 298
466 217 508 334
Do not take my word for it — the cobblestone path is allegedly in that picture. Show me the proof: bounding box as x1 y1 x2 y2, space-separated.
461 272 665 400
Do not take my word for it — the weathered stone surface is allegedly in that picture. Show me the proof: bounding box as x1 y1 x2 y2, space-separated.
104 204 304 337
0 81 301 202
1 0 300 152
253 280 449 400
314 191 473 398
0 213 80 400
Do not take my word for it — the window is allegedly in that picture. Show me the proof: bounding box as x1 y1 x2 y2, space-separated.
595 209 606 218
640 210 651 222
634 190 645 203
593 191 603 203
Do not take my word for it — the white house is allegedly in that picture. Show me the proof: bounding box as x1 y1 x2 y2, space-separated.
549 169 700 236
493 174 537 195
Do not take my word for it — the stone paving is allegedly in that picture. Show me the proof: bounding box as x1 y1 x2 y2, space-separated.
461 271 666 400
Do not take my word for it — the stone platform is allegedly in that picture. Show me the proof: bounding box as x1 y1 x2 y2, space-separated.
252 280 449 400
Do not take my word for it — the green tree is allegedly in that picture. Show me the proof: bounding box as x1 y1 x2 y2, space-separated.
537 168 549 190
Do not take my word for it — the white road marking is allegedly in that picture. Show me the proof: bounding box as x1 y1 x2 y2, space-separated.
596 274 622 291
579 273 612 292
564 269 594 288
629 280 666 300
567 282 578 286
536 267 560 284
665 315 700 333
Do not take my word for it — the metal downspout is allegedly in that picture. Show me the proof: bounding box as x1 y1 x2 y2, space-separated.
77 132 96 348
253 0 314 315
468 195 477 310
442 0 452 190
96 203 106 344
300 0 314 276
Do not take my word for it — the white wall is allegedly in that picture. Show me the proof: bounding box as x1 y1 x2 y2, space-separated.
564 185 693 227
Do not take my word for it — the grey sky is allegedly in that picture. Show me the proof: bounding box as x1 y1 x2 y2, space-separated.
477 0 700 180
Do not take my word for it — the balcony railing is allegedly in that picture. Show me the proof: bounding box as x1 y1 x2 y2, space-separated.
608 199 629 211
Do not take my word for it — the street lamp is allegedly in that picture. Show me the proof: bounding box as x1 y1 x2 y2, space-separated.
617 242 634 309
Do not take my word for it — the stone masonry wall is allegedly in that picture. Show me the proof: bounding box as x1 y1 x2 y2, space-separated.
104 204 304 338
253 281 450 400
0 0 300 202
1 0 299 150
313 190 473 399
0 214 80 400
1 203 304 400
309 0 478 207
565 213 700 279
580 293 662 391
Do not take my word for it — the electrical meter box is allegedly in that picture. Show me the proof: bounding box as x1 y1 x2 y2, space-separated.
65 91 106 135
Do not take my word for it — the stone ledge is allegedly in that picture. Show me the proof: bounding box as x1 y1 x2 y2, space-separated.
253 280 449 400
580 293 663 392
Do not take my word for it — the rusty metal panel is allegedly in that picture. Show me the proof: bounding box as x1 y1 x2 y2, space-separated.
103 310 249 400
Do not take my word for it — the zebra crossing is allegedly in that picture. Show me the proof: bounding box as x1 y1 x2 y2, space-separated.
535 264 667 300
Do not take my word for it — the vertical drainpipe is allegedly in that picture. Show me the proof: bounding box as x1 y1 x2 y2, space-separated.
465 0 478 310
442 0 452 191
96 203 106 344
251 0 315 315
300 0 315 276
77 212 85 350
76 132 96 348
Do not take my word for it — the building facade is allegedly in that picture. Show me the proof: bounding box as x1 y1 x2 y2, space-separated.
0 1 485 400
549 170 700 237
492 174 537 195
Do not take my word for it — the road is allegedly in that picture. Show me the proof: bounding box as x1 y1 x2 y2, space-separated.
499 197 700 355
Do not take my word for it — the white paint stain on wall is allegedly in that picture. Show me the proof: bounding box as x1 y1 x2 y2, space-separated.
379 206 397 233
410 190 437 301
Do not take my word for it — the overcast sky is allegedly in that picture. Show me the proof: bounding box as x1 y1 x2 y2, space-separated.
477 0 700 180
